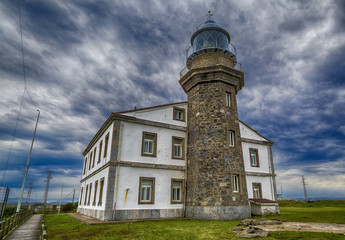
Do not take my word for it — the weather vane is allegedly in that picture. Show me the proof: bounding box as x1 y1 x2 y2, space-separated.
207 10 213 21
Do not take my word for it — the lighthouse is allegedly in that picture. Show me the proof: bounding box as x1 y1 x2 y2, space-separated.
179 13 251 220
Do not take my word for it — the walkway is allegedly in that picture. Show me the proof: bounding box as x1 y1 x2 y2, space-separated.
5 214 42 240
69 213 184 225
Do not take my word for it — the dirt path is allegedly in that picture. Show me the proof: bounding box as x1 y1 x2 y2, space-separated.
258 222 345 234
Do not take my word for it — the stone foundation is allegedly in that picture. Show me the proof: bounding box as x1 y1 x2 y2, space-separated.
186 205 250 220
77 208 183 221
77 208 107 221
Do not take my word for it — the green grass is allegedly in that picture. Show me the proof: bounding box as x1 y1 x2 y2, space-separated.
264 206 345 223
45 214 345 240
278 200 345 208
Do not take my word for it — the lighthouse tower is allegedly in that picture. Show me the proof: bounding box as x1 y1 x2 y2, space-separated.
179 13 250 220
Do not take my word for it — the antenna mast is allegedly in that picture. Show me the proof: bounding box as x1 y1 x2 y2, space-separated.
16 110 40 212
26 182 33 208
302 176 308 201
43 171 53 213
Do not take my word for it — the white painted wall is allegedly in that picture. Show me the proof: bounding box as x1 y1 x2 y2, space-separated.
242 142 271 173
120 122 187 167
122 103 187 127
246 176 274 200
239 122 268 142
82 123 113 177
78 168 109 210
115 166 185 210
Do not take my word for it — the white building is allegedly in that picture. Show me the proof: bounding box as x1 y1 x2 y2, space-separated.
77 15 279 221
77 101 278 220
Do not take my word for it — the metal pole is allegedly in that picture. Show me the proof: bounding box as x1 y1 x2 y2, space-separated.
72 189 75 204
43 171 52 214
302 176 308 201
58 185 64 214
0 188 10 221
17 110 40 213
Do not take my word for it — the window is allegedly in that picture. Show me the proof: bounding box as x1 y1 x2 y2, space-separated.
83 158 87 175
84 185 88 205
79 187 83 205
171 179 184 204
104 133 109 158
253 183 262 199
250 148 259 167
225 92 231 107
173 107 185 121
172 137 185 159
138 177 155 204
229 130 235 147
98 140 103 163
93 180 98 206
233 174 239 192
89 152 93 170
92 147 96 168
98 177 104 206
88 183 92 206
141 132 157 157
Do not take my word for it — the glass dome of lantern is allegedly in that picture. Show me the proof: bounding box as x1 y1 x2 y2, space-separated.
186 12 237 68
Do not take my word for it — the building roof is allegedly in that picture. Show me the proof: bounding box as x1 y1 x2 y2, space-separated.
83 101 273 154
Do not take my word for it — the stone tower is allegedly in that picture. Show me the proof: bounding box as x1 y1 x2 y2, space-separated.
179 14 250 220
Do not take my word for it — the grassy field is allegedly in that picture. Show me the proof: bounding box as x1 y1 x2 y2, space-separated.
44 214 345 240
264 200 345 223
45 201 345 239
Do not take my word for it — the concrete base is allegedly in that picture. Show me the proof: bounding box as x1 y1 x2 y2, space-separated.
249 200 279 216
185 205 251 220
77 207 183 221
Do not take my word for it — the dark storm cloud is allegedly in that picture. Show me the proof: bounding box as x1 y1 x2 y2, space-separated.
1 0 344 200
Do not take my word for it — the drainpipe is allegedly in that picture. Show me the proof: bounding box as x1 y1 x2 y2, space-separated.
269 145 278 201
267 146 274 200
112 122 123 220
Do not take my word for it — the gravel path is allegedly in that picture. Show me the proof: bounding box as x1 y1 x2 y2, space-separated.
258 222 345 234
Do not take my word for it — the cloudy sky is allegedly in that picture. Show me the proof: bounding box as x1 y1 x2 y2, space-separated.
1 0 344 203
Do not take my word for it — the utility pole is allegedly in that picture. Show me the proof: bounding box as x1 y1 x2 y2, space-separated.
43 171 52 213
17 110 40 213
302 176 308 201
72 189 75 204
58 185 64 214
26 182 33 209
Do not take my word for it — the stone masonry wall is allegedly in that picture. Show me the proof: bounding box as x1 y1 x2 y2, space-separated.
186 79 249 208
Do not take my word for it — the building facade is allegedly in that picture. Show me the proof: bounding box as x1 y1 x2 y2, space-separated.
77 16 278 221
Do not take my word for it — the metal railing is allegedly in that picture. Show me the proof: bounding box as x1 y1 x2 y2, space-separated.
180 61 243 78
179 43 242 78
0 210 33 240
40 218 48 240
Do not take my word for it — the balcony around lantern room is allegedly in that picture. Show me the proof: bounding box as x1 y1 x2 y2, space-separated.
180 40 242 78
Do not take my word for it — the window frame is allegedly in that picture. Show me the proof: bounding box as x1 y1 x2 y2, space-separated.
83 157 87 175
92 147 96 168
93 180 98 206
84 184 88 205
228 130 235 147
79 187 83 205
171 136 185 160
225 92 231 107
173 106 186 122
98 177 105 206
141 132 157 157
88 183 92 206
171 179 184 204
138 177 155 204
98 140 103 164
89 152 93 170
104 133 109 158
232 174 240 193
249 148 260 167
252 182 262 199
